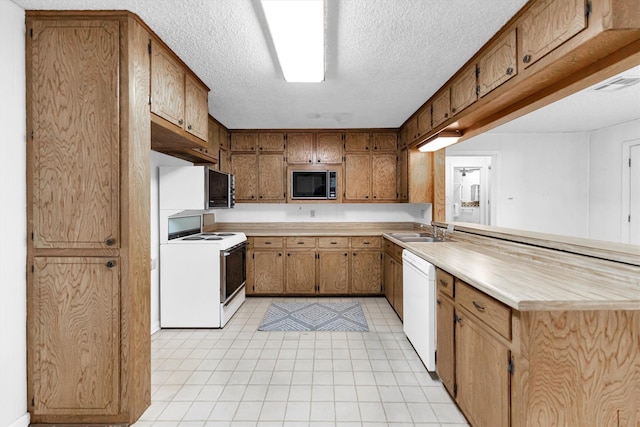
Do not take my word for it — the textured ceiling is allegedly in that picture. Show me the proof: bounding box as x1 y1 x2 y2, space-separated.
12 0 529 129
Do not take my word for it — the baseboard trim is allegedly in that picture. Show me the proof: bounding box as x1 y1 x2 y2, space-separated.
151 320 160 334
8 412 30 427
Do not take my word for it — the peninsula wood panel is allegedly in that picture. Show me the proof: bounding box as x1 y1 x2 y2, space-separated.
315 132 343 164
478 29 517 97
286 132 314 163
515 310 640 427
31 19 120 249
318 251 349 294
31 257 120 416
151 41 185 128
184 74 208 141
455 307 510 427
519 0 587 69
372 154 397 200
285 251 316 294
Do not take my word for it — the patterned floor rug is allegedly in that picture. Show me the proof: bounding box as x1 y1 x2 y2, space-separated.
257 302 369 332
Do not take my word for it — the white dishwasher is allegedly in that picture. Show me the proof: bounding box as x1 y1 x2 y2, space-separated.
402 249 436 371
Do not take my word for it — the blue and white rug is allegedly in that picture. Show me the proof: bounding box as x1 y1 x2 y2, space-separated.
258 302 369 332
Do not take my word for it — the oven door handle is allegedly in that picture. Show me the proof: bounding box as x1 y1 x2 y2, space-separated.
222 240 248 256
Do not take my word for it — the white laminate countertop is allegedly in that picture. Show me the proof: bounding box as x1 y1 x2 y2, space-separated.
383 234 640 312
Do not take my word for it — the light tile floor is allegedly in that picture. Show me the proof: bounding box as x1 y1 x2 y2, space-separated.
134 297 469 427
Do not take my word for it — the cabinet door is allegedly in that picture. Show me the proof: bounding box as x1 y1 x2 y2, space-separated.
520 0 587 68
258 154 285 201
450 65 478 116
350 251 382 294
258 132 285 152
231 154 258 201
151 41 185 127
31 257 120 416
31 19 120 249
344 132 371 152
393 259 403 319
398 148 408 201
436 294 455 395
205 117 220 160
406 116 418 143
316 132 343 164
344 154 371 200
286 133 314 164
184 74 208 141
219 126 229 151
372 154 397 201
230 133 258 152
318 251 349 294
478 29 517 97
383 252 395 306
432 90 451 127
372 132 397 152
218 148 230 173
417 107 431 139
285 251 317 294
253 251 284 293
456 311 510 427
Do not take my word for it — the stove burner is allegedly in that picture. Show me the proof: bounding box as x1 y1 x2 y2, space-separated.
205 237 223 240
182 236 204 241
215 233 235 236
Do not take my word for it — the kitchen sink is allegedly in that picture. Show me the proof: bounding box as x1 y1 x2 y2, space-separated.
387 232 442 242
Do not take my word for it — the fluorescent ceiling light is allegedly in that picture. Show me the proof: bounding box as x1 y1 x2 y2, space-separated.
418 131 462 152
262 0 325 82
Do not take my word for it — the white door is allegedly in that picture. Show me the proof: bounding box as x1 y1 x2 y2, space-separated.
630 144 640 245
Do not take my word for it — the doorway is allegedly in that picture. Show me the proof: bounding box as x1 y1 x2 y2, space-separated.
445 156 494 225
623 140 640 244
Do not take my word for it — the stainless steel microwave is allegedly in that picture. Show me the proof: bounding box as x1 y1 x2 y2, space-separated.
291 170 337 200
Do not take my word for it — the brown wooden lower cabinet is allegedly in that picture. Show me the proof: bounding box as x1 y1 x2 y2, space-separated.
383 239 404 318
247 236 382 295
435 267 640 427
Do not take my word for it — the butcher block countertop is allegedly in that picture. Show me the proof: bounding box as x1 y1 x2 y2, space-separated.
210 222 640 312
384 233 640 312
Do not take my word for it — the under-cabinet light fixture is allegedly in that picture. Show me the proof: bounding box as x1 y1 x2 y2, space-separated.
262 0 325 82
417 130 463 152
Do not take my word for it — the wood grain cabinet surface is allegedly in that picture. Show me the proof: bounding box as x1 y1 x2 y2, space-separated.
151 41 185 128
27 12 151 423
258 132 285 152
286 132 343 164
315 132 344 163
478 29 517 97
286 132 315 163
344 132 371 151
184 74 209 140
318 251 350 294
231 153 258 201
450 64 478 116
431 90 451 128
344 154 372 200
417 107 432 140
383 239 403 319
230 132 258 152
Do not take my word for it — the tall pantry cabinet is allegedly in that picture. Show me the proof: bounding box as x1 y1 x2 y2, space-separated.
26 11 151 423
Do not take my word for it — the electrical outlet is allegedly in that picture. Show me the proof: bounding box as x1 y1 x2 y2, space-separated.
310 210 316 218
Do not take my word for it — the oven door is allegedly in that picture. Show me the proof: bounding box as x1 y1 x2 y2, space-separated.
220 241 247 304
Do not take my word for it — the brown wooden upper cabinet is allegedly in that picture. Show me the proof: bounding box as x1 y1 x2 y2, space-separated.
230 132 258 151
287 132 343 164
286 132 314 163
450 64 478 116
478 29 517 97
405 116 418 143
258 132 285 152
151 40 208 144
200 115 220 161
315 132 343 163
431 90 451 128
519 0 588 69
417 107 432 140
344 132 371 151
372 131 398 152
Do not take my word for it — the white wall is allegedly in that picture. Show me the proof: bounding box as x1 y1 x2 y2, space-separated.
448 132 591 237
211 202 431 224
589 118 640 242
0 1 29 426
150 151 192 333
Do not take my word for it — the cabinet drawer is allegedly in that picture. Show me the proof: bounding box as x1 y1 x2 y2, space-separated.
286 237 316 248
253 237 283 248
457 280 511 340
351 236 381 249
318 237 349 248
436 268 454 298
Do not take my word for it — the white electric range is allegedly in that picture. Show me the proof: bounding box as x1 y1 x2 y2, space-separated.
160 220 247 328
